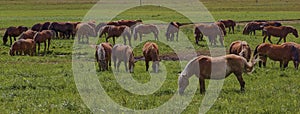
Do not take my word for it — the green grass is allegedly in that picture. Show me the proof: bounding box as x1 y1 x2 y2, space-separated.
1 0 300 113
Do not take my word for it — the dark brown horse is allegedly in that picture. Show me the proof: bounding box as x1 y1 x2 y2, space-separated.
107 19 142 28
106 25 131 46
243 22 264 35
48 22 74 39
31 22 51 32
253 43 299 69
263 26 298 44
281 42 300 69
143 42 160 73
95 42 112 71
98 25 110 38
229 40 251 62
9 39 36 56
218 19 236 34
3 26 28 45
33 30 55 54
112 44 135 73
194 23 224 46
178 54 258 94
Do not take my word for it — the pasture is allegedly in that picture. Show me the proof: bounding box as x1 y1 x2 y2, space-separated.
0 0 300 113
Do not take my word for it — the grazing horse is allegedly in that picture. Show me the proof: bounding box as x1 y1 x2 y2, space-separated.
33 30 54 54
143 42 160 73
112 44 135 73
281 42 300 69
31 23 43 31
229 40 251 62
218 19 236 34
3 26 28 45
95 42 112 71
96 22 107 37
98 25 110 38
68 22 81 38
263 26 298 44
165 22 190 41
9 39 36 56
133 24 159 41
48 22 74 39
253 43 299 69
18 30 37 39
215 22 227 36
106 25 131 46
243 22 264 35
194 23 224 46
178 54 258 95
107 20 143 32
76 23 97 44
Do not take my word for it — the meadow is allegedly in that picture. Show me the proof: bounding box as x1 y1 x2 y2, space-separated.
0 0 300 113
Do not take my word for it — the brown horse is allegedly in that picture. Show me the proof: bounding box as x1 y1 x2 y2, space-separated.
48 22 74 39
76 23 97 44
3 26 28 45
133 24 159 41
263 26 299 44
243 22 264 35
165 22 190 41
98 25 110 38
108 19 142 28
281 42 300 69
9 39 35 56
215 22 227 36
106 25 131 46
33 30 55 54
194 23 224 46
218 19 236 34
95 42 112 71
143 42 160 73
178 54 258 94
31 22 51 32
229 40 251 62
253 43 299 69
69 22 81 38
18 30 37 39
112 44 135 73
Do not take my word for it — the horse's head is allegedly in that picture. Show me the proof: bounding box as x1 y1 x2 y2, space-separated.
18 26 28 32
178 74 189 95
9 48 14 56
3 36 8 45
291 28 299 38
242 24 250 35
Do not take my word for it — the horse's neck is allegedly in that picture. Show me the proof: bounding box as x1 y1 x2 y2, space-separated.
182 57 199 78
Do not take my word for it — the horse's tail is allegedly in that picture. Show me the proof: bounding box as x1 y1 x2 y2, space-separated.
3 30 8 45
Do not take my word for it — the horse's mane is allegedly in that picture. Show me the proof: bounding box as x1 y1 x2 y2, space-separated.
180 56 200 77
33 32 39 40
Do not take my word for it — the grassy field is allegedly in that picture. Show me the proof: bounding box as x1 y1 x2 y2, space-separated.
1 0 300 113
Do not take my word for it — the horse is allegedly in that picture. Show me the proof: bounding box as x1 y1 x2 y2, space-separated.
76 23 97 44
9 39 35 56
194 23 224 46
107 19 143 32
165 22 190 41
253 43 299 69
98 25 110 38
33 30 55 54
105 25 131 46
133 24 159 41
281 42 300 69
18 30 37 39
178 54 258 95
111 44 135 73
96 22 107 37
218 19 236 34
68 22 81 38
262 26 298 44
143 42 160 73
31 23 43 31
3 26 28 45
215 21 227 36
95 42 112 71
242 22 264 36
229 40 251 62
48 22 74 39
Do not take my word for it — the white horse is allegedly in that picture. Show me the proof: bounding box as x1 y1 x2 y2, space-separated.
133 24 159 41
112 44 135 73
178 54 258 95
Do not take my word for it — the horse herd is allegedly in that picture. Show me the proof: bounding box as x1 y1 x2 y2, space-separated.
2 19 300 95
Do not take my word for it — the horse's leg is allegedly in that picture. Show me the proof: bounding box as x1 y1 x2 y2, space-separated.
124 60 128 72
37 43 40 55
123 36 127 45
176 31 179 41
113 37 115 45
47 39 50 52
44 41 47 54
145 60 149 71
283 37 287 43
199 76 205 94
9 36 12 45
170 33 174 41
139 33 142 42
263 35 267 43
283 61 289 68
232 26 235 34
128 35 132 47
276 37 282 44
117 60 122 72
234 72 245 92
268 35 273 44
